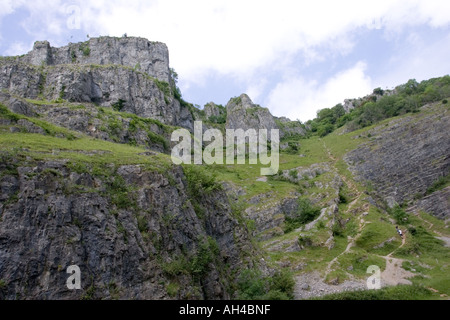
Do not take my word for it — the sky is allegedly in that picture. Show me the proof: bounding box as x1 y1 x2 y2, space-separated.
1 0 450 122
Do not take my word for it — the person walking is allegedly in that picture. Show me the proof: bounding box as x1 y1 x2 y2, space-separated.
396 226 403 238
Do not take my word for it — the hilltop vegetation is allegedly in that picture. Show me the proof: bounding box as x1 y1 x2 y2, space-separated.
307 75 450 137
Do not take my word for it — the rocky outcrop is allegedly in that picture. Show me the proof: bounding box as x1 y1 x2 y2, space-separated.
204 102 225 120
345 102 450 214
0 37 193 130
0 91 172 153
244 163 342 240
21 37 171 83
225 94 305 140
0 159 256 300
274 117 306 138
226 94 279 140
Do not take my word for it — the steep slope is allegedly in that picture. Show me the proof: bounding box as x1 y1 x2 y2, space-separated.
0 37 260 300
345 101 450 212
0 107 257 300
0 36 449 301
205 99 450 299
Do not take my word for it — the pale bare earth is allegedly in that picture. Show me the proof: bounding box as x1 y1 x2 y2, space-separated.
379 235 415 286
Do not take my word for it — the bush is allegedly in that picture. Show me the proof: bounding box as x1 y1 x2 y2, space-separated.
237 269 294 300
268 270 295 299
332 222 344 237
112 99 126 111
317 123 335 137
425 174 450 195
339 190 349 204
298 235 313 247
79 43 91 56
183 165 222 198
208 114 226 124
284 198 321 233
297 198 321 224
388 205 409 225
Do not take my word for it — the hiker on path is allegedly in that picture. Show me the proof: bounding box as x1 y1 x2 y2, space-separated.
396 226 403 238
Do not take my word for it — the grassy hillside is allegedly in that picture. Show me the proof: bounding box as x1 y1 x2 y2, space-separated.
1 88 449 300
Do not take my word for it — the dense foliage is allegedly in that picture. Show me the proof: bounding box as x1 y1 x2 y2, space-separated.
306 75 450 137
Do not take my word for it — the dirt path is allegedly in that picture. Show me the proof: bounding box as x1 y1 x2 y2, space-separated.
378 235 415 286
321 139 366 279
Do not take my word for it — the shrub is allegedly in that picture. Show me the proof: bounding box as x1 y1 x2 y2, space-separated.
339 190 349 204
289 169 298 179
298 235 313 247
208 114 226 124
237 268 294 300
425 174 449 195
388 205 409 225
183 165 222 198
112 99 126 111
297 198 321 224
79 43 91 56
332 222 344 237
284 198 321 233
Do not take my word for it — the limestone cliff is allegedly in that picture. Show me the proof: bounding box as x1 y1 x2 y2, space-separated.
345 101 450 219
0 158 256 300
0 37 193 130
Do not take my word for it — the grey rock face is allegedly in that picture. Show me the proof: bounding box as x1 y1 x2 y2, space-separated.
21 37 171 83
345 102 450 215
0 37 193 130
226 94 280 139
0 63 192 129
204 102 223 119
275 116 306 138
225 94 305 139
0 160 255 300
409 186 450 220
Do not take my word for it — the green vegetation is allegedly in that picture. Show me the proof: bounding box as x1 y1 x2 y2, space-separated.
79 42 91 57
208 113 227 124
166 281 179 298
284 198 321 233
106 174 136 209
237 268 295 300
154 79 172 99
183 165 223 198
388 205 409 225
425 173 450 195
161 236 221 282
112 99 126 111
1 103 77 140
307 75 450 136
96 106 170 150
71 50 77 63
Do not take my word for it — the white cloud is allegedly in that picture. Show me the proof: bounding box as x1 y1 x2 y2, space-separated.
0 0 25 17
266 62 373 122
2 0 450 118
61 0 450 81
3 41 32 56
